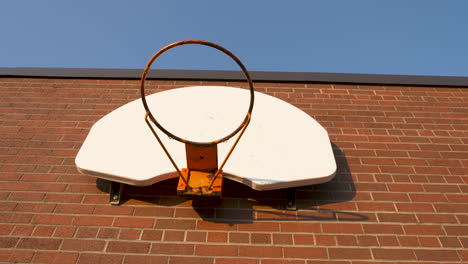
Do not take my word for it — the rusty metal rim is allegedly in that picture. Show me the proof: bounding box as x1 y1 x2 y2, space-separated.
140 40 255 146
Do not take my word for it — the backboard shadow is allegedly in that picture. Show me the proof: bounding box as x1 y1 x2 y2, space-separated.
96 142 366 222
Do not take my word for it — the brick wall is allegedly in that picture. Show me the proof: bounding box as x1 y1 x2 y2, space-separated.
0 77 467 263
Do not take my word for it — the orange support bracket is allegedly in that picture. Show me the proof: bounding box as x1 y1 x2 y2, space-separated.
177 144 223 196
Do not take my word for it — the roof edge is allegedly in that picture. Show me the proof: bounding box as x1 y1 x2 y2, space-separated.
1 67 468 87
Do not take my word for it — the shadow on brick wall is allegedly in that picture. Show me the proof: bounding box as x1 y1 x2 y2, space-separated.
97 142 367 222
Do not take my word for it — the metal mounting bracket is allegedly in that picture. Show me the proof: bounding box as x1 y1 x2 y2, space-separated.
110 182 125 205
286 188 297 210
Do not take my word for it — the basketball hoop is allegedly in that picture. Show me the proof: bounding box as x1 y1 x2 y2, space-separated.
140 40 255 196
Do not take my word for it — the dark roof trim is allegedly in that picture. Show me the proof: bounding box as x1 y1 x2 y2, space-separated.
1 67 468 87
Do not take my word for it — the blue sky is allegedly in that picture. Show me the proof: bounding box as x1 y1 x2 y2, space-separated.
1 0 467 76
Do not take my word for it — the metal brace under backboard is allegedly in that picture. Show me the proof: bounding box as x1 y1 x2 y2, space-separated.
110 182 125 205
286 188 297 210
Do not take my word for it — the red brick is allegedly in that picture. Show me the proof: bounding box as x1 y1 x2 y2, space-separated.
403 224 444 235
417 213 458 223
9 192 45 201
163 230 185 241
356 202 396 212
197 221 238 231
444 225 468 235
255 210 297 220
107 241 150 253
78 253 124 264
380 166 414 174
363 224 404 234
185 231 206 242
372 248 415 260
239 246 282 258
318 201 357 211
17 238 61 250
272 233 293 245
372 192 409 201
458 210 468 221
408 151 440 158
196 244 238 256
230 232 250 243
32 251 79 264
459 249 468 262
61 239 106 251
32 214 73 225
375 150 408 158
439 236 462 248
82 194 108 204
415 166 450 175
377 213 417 223
435 204 468 213
377 235 399 246
0 212 33 224
53 226 76 237
446 193 468 203
113 217 154 228
55 204 95 214
283 247 327 259
0 249 35 263
281 223 320 233
207 231 228 242
74 215 113 226
0 224 13 235
44 193 83 203
354 182 387 192
216 258 258 264
410 193 447 202
32 225 55 237
0 238 19 248
74 227 98 238
392 174 411 182
414 249 460 261
291 234 313 245
388 183 424 192
133 206 174 217
361 157 395 165
175 207 215 218
394 158 427 165
123 255 168 264
12 225 34 236
357 235 378 246
336 235 358 246
424 184 461 193
141 230 163 241
322 223 363 234
239 222 280 232
396 203 434 212
169 256 213 264
97 228 119 239
398 236 420 247
157 219 196 229
418 236 441 247
93 205 134 215
314 234 336 246
328 248 372 260
151 242 194 255
14 202 56 213
0 201 16 211
118 228 141 240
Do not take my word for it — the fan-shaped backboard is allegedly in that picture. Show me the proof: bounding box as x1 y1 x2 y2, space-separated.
75 86 336 190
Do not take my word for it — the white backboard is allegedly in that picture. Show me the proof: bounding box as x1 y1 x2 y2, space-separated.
76 86 336 190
